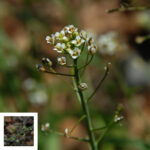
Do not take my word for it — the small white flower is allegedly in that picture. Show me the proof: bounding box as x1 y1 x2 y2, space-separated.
62 36 69 41
57 56 66 65
114 115 124 122
53 43 66 53
69 47 81 59
71 36 85 46
87 37 94 46
88 44 97 55
64 25 78 34
54 31 68 41
80 30 88 40
46 36 50 42
46 34 55 44
60 30 65 35
64 128 68 135
55 32 60 38
41 122 50 131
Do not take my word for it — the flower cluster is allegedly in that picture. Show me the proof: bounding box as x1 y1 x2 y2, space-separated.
46 25 97 60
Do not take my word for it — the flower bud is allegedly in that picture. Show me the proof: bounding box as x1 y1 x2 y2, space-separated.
57 56 66 65
78 83 88 91
42 57 53 67
64 128 68 136
135 36 145 44
41 122 50 131
88 44 97 55
114 115 124 123
36 64 46 72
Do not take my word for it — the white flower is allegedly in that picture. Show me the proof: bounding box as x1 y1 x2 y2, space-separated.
88 44 97 55
71 36 85 46
53 43 66 53
69 47 81 59
114 115 124 122
46 34 55 44
54 31 68 41
64 25 78 34
55 32 60 37
41 122 50 131
64 128 68 135
80 30 88 40
57 56 66 65
87 37 94 46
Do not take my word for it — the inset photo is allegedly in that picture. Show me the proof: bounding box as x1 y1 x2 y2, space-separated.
4 116 34 146
0 113 37 150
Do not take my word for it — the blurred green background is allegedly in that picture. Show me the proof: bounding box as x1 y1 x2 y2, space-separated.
0 0 150 150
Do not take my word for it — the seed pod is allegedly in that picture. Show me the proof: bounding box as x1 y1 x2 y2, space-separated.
78 83 88 91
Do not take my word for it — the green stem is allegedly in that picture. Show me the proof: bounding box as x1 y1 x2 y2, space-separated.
91 126 107 132
73 59 98 150
87 65 109 102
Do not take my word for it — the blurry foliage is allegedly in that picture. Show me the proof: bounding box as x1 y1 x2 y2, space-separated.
0 0 150 150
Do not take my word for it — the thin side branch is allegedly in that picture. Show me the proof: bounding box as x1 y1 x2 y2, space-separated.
97 121 114 145
69 115 86 136
43 70 75 77
91 126 107 132
79 55 93 70
87 65 109 102
107 6 150 13
97 115 124 146
47 129 89 142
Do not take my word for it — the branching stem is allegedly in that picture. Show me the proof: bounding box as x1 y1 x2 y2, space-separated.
73 59 98 150
47 129 89 142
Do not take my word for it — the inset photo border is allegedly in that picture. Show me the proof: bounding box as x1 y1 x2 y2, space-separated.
0 113 38 150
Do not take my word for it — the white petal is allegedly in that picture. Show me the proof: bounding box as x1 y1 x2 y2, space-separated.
72 40 77 44
62 43 66 49
46 36 50 41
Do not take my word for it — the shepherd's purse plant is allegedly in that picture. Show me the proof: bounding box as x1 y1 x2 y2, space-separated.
37 25 123 150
